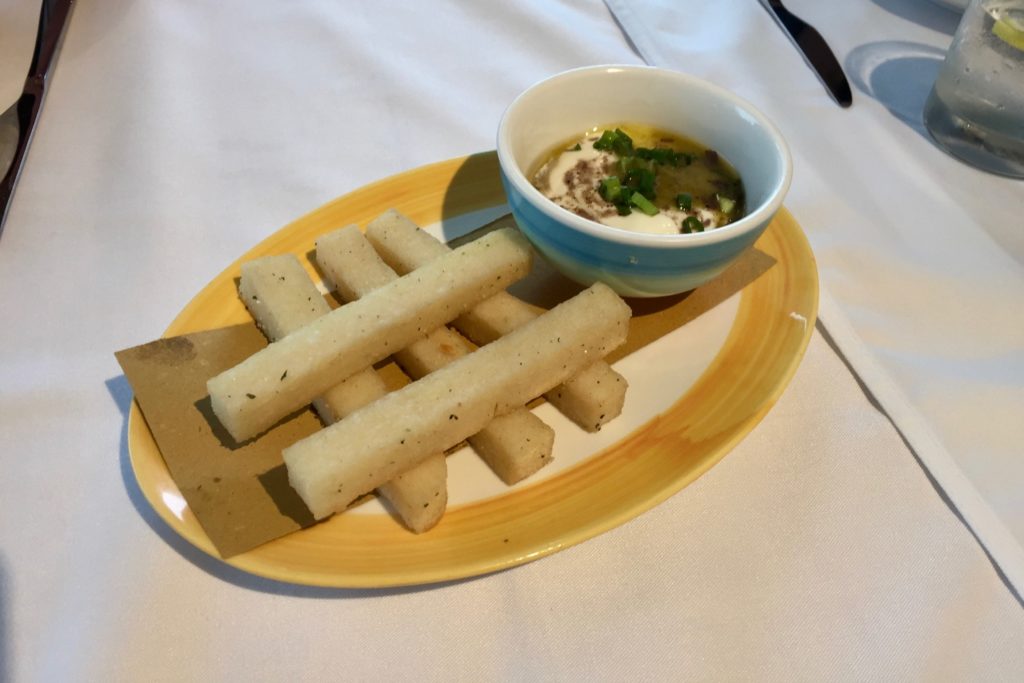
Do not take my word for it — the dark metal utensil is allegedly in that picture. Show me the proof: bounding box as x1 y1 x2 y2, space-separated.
0 0 75 238
759 0 853 108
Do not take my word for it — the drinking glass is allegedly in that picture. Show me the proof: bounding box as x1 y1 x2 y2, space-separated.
923 0 1024 178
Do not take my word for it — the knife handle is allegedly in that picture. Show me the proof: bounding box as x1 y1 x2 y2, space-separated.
0 0 75 236
0 92 40 228
28 0 75 84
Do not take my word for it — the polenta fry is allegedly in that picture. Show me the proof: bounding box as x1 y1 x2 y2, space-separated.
207 227 533 441
283 282 631 520
365 210 627 431
239 255 447 533
316 226 555 484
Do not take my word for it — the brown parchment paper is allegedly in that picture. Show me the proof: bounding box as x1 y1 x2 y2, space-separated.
115 225 775 558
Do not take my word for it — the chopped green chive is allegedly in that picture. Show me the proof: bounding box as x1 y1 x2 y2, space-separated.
599 176 634 215
593 130 617 151
584 129 740 228
593 127 630 155
598 176 624 203
635 146 678 165
630 170 655 197
629 191 659 216
569 143 582 151
682 216 704 233
611 128 634 156
593 128 634 156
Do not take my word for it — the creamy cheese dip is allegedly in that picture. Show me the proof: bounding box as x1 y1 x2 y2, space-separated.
531 125 745 236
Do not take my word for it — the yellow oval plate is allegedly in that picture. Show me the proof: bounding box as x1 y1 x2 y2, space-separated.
127 152 818 587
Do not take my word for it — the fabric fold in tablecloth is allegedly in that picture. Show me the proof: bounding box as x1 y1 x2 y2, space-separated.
817 290 1024 598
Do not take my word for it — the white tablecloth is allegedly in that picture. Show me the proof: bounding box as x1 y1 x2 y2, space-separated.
1 1 1021 680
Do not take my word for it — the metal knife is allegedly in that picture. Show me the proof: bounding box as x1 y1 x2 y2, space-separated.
759 0 852 108
0 0 76 237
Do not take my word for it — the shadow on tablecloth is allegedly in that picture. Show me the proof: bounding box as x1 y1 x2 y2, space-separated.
844 40 1024 260
845 40 945 141
868 0 962 35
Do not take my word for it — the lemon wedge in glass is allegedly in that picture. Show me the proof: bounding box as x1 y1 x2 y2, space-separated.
992 9 1024 51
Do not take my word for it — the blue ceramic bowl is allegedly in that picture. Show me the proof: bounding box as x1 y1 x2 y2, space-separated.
497 65 792 297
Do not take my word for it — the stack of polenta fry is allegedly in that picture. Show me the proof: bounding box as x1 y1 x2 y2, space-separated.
206 210 630 531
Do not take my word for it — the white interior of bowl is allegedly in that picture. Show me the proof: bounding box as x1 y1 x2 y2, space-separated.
498 65 792 247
